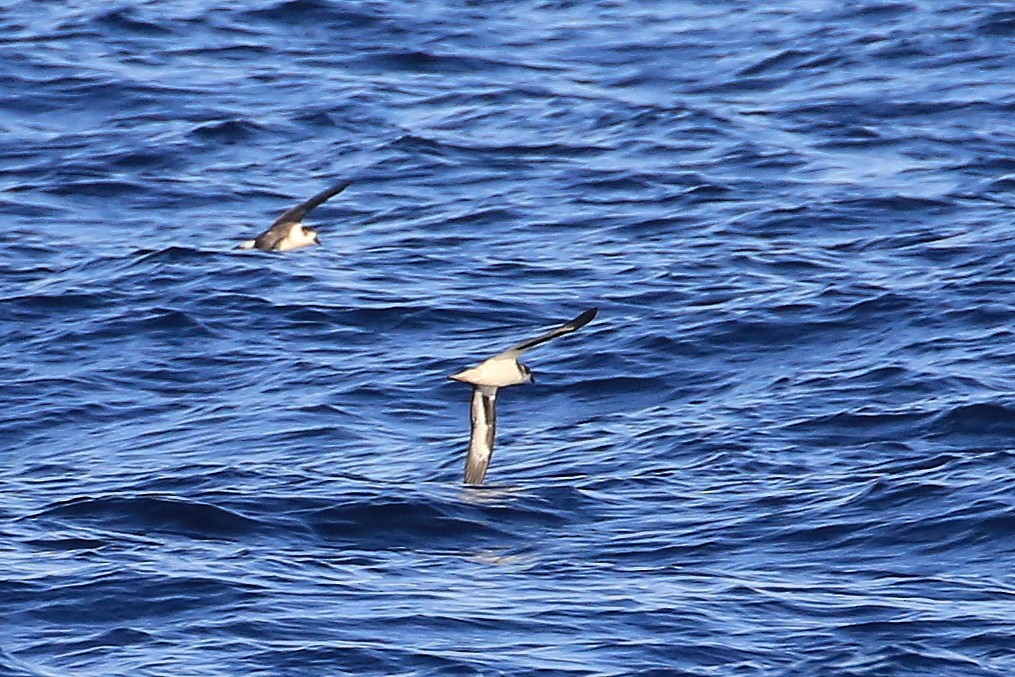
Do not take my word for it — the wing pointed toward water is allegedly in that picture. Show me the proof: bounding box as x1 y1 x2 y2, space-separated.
464 386 498 485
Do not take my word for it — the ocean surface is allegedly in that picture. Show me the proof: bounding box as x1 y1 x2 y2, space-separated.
2 1 1015 675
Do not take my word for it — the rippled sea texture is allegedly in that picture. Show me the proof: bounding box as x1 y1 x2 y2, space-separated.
3 1 1015 675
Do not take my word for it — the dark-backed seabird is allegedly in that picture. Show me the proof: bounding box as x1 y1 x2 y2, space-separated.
238 179 352 252
449 307 598 485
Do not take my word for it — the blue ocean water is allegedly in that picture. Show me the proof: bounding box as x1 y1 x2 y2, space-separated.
2 0 1015 674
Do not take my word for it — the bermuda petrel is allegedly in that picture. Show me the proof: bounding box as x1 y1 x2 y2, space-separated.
449 308 598 485
238 180 352 252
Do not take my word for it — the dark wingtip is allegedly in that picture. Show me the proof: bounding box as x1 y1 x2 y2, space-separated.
571 307 599 329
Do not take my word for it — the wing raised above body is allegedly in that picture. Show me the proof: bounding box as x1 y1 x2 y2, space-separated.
269 179 352 229
497 307 598 359
464 386 498 485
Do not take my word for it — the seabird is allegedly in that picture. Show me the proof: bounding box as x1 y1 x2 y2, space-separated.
449 307 598 485
238 179 352 252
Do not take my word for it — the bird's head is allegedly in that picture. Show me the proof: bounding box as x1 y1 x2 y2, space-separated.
519 362 534 384
285 223 321 249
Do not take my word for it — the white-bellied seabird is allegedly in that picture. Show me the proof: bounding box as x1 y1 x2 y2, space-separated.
449 307 598 485
238 179 352 252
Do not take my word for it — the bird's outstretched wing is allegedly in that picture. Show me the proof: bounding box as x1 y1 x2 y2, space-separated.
269 179 352 229
498 307 598 358
251 179 352 251
464 386 498 485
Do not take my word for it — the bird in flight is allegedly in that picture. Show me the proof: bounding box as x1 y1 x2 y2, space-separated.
238 179 352 252
449 307 598 485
